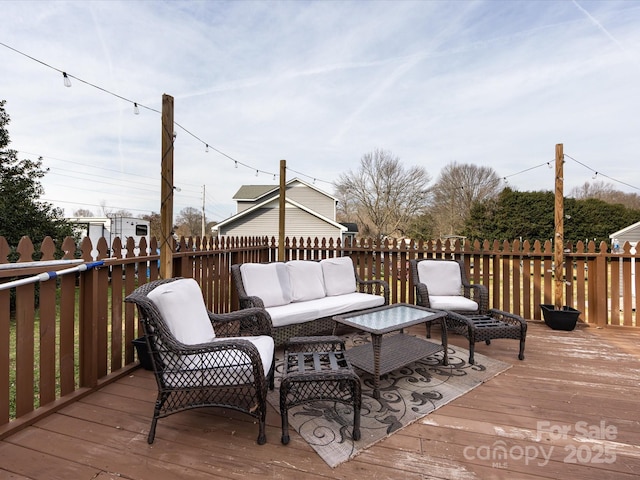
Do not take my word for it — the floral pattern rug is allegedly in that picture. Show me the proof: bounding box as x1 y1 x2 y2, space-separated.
268 332 511 468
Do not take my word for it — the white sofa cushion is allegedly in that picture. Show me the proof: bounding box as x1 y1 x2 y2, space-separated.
321 257 356 296
148 278 216 344
240 263 292 307
266 292 384 328
417 260 462 296
428 295 478 312
162 335 274 387
287 260 326 302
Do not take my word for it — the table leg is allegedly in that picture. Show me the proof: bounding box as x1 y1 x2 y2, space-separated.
440 317 449 366
371 333 382 399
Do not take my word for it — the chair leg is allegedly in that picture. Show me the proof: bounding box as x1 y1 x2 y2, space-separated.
352 379 362 441
468 341 475 365
147 417 158 444
257 410 267 445
519 338 526 360
280 381 291 445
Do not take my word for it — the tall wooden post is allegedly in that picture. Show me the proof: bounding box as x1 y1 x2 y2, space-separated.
201 184 206 239
160 94 174 279
554 143 564 309
278 160 286 262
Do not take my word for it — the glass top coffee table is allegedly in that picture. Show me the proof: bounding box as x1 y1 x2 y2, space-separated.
333 303 448 399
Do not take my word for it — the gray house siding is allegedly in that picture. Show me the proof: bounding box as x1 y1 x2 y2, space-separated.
219 200 341 240
285 182 335 219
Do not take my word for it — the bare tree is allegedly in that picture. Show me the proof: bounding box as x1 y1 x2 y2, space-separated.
175 206 204 237
140 211 161 240
73 208 94 217
335 149 431 239
570 180 640 209
429 162 502 238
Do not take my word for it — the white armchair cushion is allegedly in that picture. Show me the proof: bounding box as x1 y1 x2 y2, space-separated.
162 335 275 387
321 257 356 296
429 296 478 312
148 278 216 344
417 260 462 296
287 260 326 302
240 263 292 307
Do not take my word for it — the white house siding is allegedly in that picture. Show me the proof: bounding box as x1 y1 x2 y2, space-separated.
609 222 640 299
219 205 341 240
286 182 335 219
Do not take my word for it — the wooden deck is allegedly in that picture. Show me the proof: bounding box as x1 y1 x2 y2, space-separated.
1 320 639 479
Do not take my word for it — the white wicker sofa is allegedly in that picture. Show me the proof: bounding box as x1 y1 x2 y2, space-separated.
231 257 389 346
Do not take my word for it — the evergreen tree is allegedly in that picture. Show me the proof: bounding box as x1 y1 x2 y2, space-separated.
463 187 640 244
0 100 73 256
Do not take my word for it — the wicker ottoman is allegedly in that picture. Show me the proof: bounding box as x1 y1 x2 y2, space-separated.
446 309 527 364
279 336 361 445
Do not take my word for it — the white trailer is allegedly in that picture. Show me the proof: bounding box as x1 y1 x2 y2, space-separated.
67 216 150 258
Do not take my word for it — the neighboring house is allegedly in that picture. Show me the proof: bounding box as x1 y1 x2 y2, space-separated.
212 178 351 242
609 221 639 298
609 221 640 252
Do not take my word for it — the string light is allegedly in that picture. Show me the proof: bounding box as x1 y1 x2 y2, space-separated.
592 172 598 179
133 102 139 115
62 72 71 87
205 144 209 153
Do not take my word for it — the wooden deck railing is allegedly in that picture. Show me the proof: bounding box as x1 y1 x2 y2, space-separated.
1 233 637 438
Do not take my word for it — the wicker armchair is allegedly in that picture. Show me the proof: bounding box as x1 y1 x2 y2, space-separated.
125 277 275 445
410 258 488 337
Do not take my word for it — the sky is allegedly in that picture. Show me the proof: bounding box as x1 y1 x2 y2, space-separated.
1 0 639 222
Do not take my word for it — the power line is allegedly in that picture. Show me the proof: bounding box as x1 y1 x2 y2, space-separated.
1 41 332 186
564 154 640 192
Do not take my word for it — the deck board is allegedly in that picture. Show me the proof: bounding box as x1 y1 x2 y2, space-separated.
2 321 639 479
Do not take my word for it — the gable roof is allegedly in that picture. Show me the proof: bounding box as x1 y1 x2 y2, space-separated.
232 184 277 201
213 194 346 231
231 177 337 202
609 220 640 240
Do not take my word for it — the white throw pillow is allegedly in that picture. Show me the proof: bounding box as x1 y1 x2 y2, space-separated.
147 278 216 344
287 260 326 302
321 257 356 296
417 260 462 296
240 263 292 307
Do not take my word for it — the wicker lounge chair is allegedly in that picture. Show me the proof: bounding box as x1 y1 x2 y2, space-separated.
410 258 488 317
410 258 526 363
125 277 275 445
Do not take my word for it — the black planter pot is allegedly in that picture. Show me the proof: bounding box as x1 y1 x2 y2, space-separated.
540 304 581 331
132 337 154 370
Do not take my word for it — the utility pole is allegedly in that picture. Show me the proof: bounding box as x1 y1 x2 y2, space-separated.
278 160 286 262
201 184 206 239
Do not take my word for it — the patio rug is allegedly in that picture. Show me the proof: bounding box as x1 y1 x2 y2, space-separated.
267 332 511 468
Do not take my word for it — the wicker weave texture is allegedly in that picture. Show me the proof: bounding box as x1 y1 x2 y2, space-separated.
446 309 527 364
125 278 275 445
279 336 361 444
409 258 489 315
231 260 389 346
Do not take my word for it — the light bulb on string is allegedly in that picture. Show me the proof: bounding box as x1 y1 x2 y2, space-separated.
592 172 598 180
205 144 209 153
133 102 140 115
62 72 71 87
547 162 553 169
234 161 238 168
255 170 259 177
